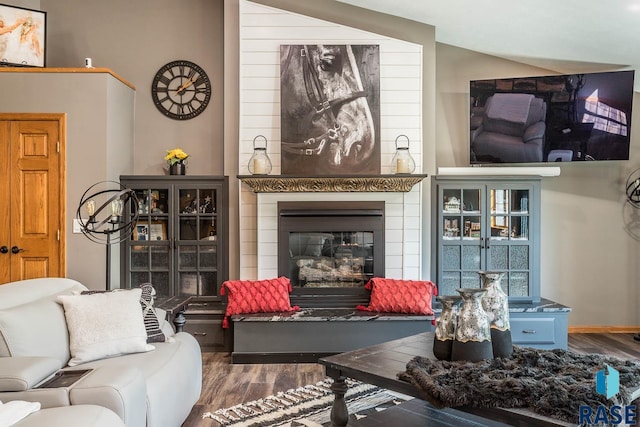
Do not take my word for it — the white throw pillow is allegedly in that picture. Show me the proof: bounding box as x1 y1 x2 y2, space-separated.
57 288 154 366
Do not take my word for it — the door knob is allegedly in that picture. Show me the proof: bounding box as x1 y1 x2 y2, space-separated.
0 246 7 254
11 246 24 254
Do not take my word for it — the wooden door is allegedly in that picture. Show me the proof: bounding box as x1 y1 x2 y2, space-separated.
0 116 65 283
0 122 9 284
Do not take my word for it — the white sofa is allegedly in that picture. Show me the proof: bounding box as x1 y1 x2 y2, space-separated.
0 278 202 427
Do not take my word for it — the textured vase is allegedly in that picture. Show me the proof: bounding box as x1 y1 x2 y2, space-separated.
479 271 513 358
451 288 493 362
433 295 461 361
169 162 186 175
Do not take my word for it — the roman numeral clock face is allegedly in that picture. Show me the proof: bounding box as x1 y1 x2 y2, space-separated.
151 60 212 120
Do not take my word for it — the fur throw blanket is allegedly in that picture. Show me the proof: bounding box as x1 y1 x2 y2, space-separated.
399 346 640 423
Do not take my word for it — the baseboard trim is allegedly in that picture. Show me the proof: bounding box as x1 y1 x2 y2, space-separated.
569 326 640 333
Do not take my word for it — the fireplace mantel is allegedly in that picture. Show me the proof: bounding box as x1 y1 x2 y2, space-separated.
237 174 428 193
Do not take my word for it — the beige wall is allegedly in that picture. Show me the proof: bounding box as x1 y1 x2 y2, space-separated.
436 43 640 327
0 72 134 290
40 0 225 176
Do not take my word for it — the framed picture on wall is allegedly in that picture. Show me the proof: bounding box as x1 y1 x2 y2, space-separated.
0 4 46 67
280 44 380 176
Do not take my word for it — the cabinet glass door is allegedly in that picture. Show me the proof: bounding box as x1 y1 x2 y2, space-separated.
487 186 532 297
439 185 484 296
436 180 537 300
128 187 171 295
176 187 218 297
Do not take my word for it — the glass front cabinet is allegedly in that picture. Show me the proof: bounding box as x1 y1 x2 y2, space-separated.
120 175 229 299
432 177 540 302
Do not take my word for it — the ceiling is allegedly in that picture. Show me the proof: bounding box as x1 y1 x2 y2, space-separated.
337 0 639 87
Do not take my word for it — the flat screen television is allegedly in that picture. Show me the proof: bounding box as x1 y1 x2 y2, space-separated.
469 70 635 164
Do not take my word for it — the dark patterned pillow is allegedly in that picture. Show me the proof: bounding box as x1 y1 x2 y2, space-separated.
138 283 167 343
81 284 166 343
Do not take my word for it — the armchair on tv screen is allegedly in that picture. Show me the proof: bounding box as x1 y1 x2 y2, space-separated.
469 70 635 164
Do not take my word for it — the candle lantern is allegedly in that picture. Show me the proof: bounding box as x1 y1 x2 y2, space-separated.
391 134 416 174
248 135 273 175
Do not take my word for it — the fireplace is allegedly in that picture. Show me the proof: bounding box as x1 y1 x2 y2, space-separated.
278 201 385 307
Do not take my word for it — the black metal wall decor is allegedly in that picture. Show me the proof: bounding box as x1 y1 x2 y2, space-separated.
76 181 139 290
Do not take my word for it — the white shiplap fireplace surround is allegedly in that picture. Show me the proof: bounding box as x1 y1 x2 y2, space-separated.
240 177 426 282
238 1 425 281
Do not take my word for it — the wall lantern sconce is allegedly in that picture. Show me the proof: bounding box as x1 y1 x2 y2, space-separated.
391 134 416 174
248 135 273 175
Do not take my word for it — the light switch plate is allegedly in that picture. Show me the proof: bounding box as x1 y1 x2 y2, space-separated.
73 219 84 234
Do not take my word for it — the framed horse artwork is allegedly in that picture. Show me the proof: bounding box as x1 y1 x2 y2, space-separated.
280 44 380 176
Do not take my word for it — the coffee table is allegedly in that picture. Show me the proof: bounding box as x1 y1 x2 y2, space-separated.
319 332 571 427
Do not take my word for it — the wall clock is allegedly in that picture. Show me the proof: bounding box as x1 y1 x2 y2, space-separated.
151 60 212 120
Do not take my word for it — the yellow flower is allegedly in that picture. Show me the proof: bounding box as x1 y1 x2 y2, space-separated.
165 148 189 165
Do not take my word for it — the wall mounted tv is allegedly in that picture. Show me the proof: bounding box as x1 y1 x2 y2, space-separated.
469 70 635 164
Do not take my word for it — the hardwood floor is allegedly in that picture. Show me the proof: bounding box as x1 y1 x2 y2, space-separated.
181 333 640 426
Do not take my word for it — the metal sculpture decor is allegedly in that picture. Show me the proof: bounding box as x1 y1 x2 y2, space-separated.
76 181 139 290
625 168 640 343
625 168 640 208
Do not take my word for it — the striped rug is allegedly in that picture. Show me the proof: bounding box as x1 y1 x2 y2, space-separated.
202 378 411 427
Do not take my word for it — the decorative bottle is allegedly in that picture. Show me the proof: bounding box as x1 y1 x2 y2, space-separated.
451 288 493 362
433 295 461 361
479 271 513 358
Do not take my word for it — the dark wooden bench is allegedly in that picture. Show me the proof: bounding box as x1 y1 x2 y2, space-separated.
231 308 434 363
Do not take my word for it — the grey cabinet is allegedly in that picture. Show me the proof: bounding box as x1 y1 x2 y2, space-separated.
120 175 228 297
120 175 230 351
432 176 541 302
510 307 570 350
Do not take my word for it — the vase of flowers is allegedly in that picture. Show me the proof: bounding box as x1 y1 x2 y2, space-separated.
165 148 189 175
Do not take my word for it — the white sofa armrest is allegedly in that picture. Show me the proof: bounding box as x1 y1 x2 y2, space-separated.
0 357 60 391
154 308 176 337
0 389 71 409
68 365 146 427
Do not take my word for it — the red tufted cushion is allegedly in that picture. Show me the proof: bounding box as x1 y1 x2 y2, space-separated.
356 278 437 315
220 277 300 328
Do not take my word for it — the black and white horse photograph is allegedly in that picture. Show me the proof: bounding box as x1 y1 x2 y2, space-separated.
280 44 380 175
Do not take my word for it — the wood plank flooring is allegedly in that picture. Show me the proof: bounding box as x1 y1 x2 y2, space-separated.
181 333 640 426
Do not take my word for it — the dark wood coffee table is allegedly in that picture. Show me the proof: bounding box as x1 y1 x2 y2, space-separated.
319 332 571 427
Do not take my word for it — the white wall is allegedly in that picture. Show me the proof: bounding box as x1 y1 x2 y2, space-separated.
238 0 425 280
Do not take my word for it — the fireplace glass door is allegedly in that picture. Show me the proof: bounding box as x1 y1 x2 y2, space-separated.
278 201 385 293
288 231 374 287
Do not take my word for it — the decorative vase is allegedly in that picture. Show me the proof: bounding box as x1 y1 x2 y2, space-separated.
169 162 186 175
433 295 461 361
451 288 493 362
479 271 513 358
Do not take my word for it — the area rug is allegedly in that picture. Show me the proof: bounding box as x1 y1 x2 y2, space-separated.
202 378 412 426
399 346 640 424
